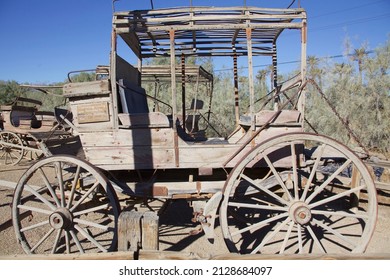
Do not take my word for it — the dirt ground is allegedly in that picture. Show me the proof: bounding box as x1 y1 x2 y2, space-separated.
1 158 390 257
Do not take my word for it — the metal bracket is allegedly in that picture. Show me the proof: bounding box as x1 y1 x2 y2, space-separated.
191 191 222 242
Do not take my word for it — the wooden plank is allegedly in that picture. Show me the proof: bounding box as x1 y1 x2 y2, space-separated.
114 6 306 16
0 252 136 260
375 181 390 191
63 80 111 97
118 211 142 252
141 212 159 251
1 251 389 260
116 55 140 84
83 146 175 169
117 23 303 34
118 211 159 252
118 112 170 128
79 129 174 147
137 251 390 260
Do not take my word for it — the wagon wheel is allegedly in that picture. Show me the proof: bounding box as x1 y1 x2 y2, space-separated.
220 132 377 254
12 155 121 254
23 134 44 161
0 131 24 165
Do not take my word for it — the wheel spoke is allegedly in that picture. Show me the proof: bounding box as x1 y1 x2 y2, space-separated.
10 151 20 161
262 153 294 201
74 224 107 252
73 218 110 231
20 220 49 233
305 159 352 204
67 165 81 208
251 216 291 254
231 212 289 237
312 217 356 247
69 229 85 253
240 173 290 206
24 185 57 211
51 229 63 254
30 228 55 253
73 203 111 217
55 162 66 207
301 144 326 201
297 224 303 253
38 167 61 208
69 181 100 212
279 221 294 254
65 230 71 253
311 209 368 219
290 143 299 200
309 185 365 209
228 201 286 212
306 224 326 253
17 204 53 215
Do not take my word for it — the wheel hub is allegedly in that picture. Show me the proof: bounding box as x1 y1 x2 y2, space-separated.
289 201 312 225
49 208 73 230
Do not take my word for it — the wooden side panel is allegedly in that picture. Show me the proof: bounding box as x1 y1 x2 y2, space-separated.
80 128 175 169
68 96 115 132
63 80 110 97
116 55 140 85
118 112 170 128
80 128 173 147
84 146 175 169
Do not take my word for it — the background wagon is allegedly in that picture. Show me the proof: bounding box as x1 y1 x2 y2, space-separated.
11 5 378 256
0 87 74 165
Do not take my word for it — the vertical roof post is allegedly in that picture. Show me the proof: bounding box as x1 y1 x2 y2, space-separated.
181 53 186 130
233 47 240 127
110 20 119 129
298 17 307 122
169 29 177 129
272 42 279 111
246 27 255 131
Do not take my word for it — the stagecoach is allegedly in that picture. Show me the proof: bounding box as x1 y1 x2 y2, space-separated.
11 5 377 255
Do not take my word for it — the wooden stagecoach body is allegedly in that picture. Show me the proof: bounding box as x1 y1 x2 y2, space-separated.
63 6 307 198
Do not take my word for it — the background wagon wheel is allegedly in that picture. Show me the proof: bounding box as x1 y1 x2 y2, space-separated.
12 155 121 254
0 131 24 165
220 132 377 254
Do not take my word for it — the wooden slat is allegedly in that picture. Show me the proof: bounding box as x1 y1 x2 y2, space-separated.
141 212 159 251
0 252 135 260
63 80 110 97
2 251 388 260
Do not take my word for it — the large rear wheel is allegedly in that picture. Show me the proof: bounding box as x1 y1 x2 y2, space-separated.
220 132 377 254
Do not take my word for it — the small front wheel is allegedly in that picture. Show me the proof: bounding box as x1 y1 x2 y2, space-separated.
12 155 121 254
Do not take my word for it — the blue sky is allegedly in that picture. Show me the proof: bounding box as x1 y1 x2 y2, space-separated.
0 0 389 83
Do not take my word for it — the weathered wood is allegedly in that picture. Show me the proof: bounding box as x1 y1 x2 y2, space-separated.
118 210 142 252
0 252 136 260
3 251 388 260
138 250 390 260
63 80 110 97
118 112 170 128
141 212 159 251
118 211 159 252
350 165 361 211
